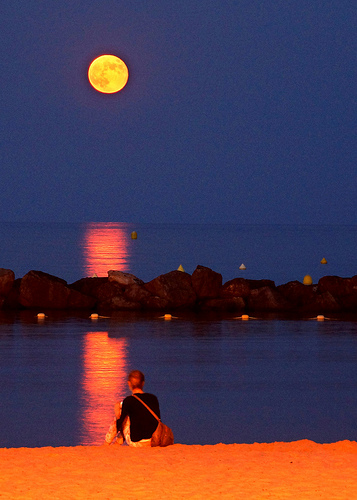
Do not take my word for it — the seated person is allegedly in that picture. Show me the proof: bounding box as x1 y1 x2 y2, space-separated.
105 370 160 447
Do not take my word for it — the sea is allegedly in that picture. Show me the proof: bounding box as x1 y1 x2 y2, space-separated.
0 222 357 448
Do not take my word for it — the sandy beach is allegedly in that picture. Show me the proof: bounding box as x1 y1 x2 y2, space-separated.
1 440 356 499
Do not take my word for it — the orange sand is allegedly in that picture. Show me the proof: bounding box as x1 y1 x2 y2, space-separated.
1 440 356 499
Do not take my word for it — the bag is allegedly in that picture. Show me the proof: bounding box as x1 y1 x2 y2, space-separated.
132 394 174 447
151 421 174 447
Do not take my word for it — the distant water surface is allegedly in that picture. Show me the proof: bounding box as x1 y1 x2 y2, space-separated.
1 222 357 284
1 223 357 448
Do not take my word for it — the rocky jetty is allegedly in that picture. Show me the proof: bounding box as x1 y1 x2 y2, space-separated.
1 266 357 315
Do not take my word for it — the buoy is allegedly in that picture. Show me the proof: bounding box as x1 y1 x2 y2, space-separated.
177 264 185 272
317 315 325 321
303 275 313 285
234 314 258 320
239 263 246 270
131 231 137 240
37 313 46 320
90 313 99 320
164 314 172 320
320 257 327 264
92 273 98 278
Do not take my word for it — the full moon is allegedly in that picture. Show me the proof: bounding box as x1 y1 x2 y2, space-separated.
88 55 129 94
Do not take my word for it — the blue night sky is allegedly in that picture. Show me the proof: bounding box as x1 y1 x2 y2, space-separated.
1 1 355 224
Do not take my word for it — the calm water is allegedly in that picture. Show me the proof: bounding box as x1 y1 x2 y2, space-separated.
1 222 357 284
1 223 357 448
0 311 356 448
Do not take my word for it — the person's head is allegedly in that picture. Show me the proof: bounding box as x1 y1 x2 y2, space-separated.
128 370 145 390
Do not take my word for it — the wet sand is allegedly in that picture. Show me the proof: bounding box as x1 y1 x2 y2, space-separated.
1 440 356 499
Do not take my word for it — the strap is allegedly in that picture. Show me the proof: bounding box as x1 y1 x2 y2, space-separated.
132 394 161 422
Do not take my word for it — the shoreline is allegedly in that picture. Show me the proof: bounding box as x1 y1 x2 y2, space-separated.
1 440 356 499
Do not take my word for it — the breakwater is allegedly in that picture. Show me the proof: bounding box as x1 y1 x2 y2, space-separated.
0 266 356 315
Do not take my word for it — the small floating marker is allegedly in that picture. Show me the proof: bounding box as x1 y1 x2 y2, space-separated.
234 314 258 320
90 313 99 320
320 257 327 264
92 273 98 278
131 231 137 240
239 263 246 270
303 275 313 285
37 313 46 320
177 264 185 272
309 315 330 321
159 313 178 320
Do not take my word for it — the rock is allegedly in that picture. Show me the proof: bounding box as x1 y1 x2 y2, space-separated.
109 295 142 310
70 277 108 299
19 270 95 309
94 281 142 310
67 289 96 309
300 291 341 313
199 297 245 312
317 275 357 310
317 276 354 297
2 278 22 309
108 270 144 286
220 278 250 299
95 281 125 309
124 283 152 303
0 269 15 298
191 265 222 299
145 270 196 308
247 279 276 289
142 295 170 310
278 280 342 313
20 271 69 308
124 283 169 310
248 286 291 311
277 281 316 309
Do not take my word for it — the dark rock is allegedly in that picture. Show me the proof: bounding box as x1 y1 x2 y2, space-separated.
0 268 15 298
248 286 291 311
220 278 250 299
318 275 354 297
199 297 245 312
247 279 276 289
145 270 196 308
96 281 125 309
277 281 316 309
67 289 96 309
317 275 357 310
19 270 95 309
95 281 143 310
124 283 169 310
300 291 341 313
124 283 152 303
70 277 108 298
142 295 170 310
109 295 142 310
2 278 22 309
108 270 144 286
191 265 222 299
20 270 69 308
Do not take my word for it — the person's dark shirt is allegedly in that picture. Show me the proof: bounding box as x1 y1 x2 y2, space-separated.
116 393 160 442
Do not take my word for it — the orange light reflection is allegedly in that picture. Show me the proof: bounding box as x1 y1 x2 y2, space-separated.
80 332 128 445
83 222 130 277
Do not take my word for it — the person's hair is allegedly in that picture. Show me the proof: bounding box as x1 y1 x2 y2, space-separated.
128 370 145 389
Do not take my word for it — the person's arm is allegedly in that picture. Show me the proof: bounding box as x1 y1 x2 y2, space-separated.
116 397 130 435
